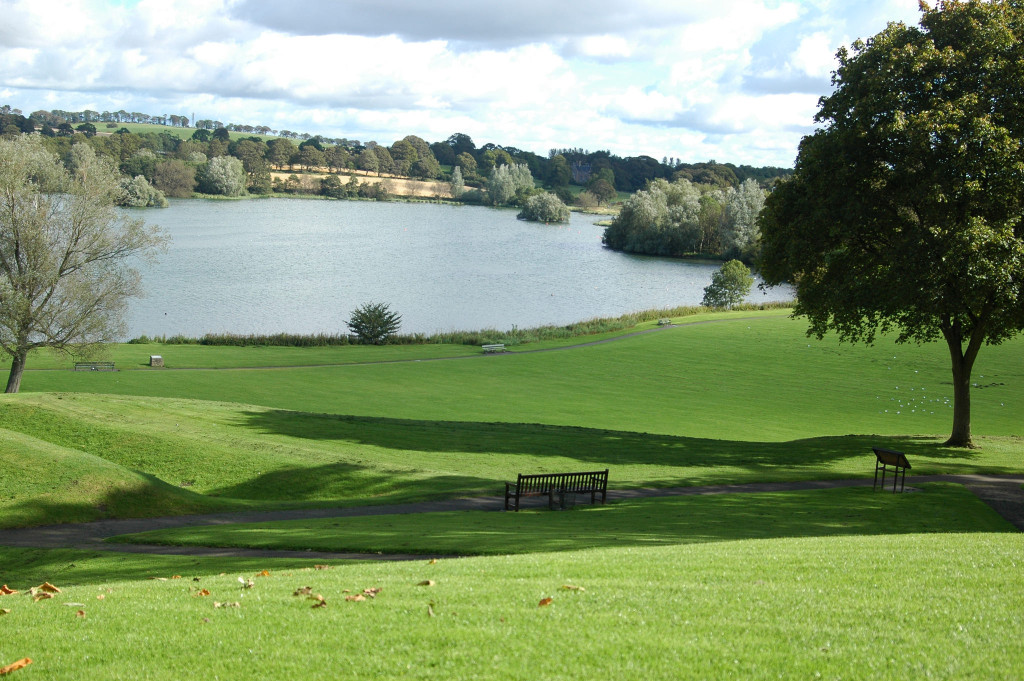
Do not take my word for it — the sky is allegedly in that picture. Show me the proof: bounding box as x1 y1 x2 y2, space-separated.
0 0 925 168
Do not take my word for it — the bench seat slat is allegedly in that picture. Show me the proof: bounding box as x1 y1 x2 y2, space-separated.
505 470 608 511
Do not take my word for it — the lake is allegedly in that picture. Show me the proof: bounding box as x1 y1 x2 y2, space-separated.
127 199 793 338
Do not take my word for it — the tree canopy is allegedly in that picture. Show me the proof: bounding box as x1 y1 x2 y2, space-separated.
0 137 166 392
758 0 1024 447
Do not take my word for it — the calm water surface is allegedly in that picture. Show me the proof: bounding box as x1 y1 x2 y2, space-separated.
128 199 792 338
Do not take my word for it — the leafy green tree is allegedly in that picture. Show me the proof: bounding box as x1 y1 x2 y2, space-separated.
759 0 1024 447
326 145 351 172
347 302 402 344
76 122 96 137
588 178 617 205
267 138 296 169
197 156 247 196
0 136 166 392
702 260 753 309
487 163 533 206
298 145 325 171
517 192 570 223
153 159 196 198
117 175 168 208
389 139 417 175
320 173 346 199
455 152 478 180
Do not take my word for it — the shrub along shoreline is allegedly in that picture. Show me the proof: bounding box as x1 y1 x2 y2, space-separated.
128 301 794 348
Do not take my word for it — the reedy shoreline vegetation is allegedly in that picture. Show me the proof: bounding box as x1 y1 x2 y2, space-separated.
127 301 794 348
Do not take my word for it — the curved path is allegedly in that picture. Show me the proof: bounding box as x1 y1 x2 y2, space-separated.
1 474 1021 561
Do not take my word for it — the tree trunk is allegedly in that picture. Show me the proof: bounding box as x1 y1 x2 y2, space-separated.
942 325 984 448
5 350 27 394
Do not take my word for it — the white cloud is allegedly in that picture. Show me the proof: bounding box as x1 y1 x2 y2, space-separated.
0 0 930 167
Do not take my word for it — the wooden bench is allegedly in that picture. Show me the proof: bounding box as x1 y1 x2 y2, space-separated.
482 343 506 353
74 362 116 372
873 447 911 493
504 469 609 511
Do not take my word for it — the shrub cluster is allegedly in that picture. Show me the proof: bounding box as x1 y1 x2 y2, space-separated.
129 302 792 348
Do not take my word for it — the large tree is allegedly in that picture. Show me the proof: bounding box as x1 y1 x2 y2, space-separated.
759 0 1024 447
0 137 166 392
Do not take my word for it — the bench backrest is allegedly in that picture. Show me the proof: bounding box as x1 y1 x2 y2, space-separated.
517 470 608 494
873 447 911 469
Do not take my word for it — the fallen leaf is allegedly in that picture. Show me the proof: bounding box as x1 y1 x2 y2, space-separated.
256 570 271 578
0 609 10 616
32 592 53 602
344 594 366 602
63 603 86 607
307 594 326 604
171 575 182 580
427 559 438 565
0 658 31 675
538 598 553 607
311 600 328 609
417 580 435 587
192 577 201 582
427 604 435 617
194 589 211 597
38 582 61 594
238 577 254 589
314 565 331 570
96 595 105 601
0 586 17 596
293 587 313 597
363 588 382 598
214 602 240 609
76 610 86 618
149 577 168 582
561 585 585 592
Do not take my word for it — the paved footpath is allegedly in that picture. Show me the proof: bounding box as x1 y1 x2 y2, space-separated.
1 474 1021 561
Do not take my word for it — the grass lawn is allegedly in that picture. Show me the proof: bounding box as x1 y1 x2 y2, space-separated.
1 532 1021 680
2 310 1023 679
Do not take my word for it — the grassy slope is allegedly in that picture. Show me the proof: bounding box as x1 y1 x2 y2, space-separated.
2 312 1023 679
1 533 1021 680
1 314 1021 528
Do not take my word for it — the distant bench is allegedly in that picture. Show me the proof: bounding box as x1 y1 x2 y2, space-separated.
504 469 609 511
873 447 911 493
74 362 116 372
482 343 506 353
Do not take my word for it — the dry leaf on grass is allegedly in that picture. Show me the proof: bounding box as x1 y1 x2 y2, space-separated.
363 588 382 598
293 586 314 597
37 582 61 594
344 595 366 602
0 609 10 616
76 610 86 618
538 598 553 607
417 580 435 587
238 577 255 589
0 658 31 675
427 604 435 617
256 570 271 578
171 575 182 580
96 595 105 601
314 565 331 570
214 602 241 609
0 586 17 595
149 577 167 582
427 559 438 565
31 592 53 602
194 589 211 597
561 585 585 592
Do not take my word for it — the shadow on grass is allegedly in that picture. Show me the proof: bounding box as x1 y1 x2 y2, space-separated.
239 409 1009 484
0 546 328 589
109 484 1016 558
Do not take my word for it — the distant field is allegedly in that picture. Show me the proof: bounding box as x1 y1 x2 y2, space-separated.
92 121 277 142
